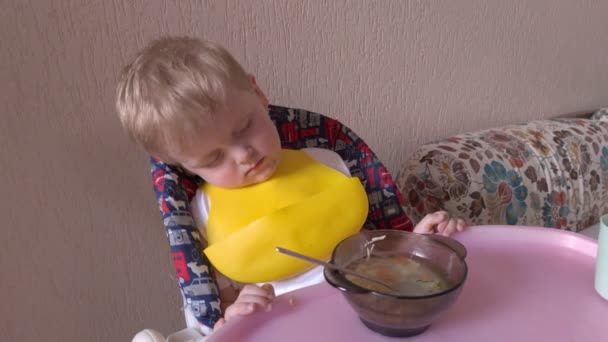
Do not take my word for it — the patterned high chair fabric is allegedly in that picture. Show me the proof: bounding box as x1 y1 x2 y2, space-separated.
150 105 413 328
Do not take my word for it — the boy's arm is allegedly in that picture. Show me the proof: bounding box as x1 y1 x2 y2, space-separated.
150 157 222 331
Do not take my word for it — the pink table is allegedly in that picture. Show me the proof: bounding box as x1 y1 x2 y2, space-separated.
208 226 607 341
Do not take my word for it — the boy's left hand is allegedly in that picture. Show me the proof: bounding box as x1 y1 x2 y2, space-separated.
213 283 275 331
413 211 467 237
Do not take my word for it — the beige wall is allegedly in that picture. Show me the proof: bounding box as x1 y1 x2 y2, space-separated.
2 1 607 341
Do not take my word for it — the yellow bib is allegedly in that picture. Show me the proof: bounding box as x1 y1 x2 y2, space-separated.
202 149 368 283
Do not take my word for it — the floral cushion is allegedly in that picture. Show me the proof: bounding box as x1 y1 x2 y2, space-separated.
397 116 608 231
591 107 608 121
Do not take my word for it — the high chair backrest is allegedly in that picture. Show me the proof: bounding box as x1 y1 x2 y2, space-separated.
150 105 413 328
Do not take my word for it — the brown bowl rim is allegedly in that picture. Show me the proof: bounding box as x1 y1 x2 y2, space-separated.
324 229 468 300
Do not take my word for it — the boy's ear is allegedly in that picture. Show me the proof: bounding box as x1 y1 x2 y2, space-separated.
249 74 269 107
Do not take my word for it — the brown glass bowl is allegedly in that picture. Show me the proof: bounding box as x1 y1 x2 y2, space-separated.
323 230 468 337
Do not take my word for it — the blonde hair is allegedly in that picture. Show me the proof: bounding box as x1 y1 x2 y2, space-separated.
115 36 252 163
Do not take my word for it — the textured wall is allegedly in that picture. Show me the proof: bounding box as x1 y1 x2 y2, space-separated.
1 1 607 341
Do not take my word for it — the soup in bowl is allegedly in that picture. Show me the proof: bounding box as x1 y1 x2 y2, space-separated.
323 230 467 337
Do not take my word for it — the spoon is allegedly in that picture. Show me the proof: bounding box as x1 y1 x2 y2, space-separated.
275 246 399 293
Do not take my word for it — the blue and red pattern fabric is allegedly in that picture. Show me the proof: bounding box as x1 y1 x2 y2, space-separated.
150 105 413 328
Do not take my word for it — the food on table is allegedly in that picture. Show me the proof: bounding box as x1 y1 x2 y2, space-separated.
345 255 451 296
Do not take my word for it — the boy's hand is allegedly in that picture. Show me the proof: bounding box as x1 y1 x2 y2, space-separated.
413 211 467 237
213 283 275 331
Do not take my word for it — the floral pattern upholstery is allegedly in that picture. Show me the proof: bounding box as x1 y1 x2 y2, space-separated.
397 109 608 232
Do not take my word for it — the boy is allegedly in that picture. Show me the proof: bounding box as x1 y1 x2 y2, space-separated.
116 36 465 339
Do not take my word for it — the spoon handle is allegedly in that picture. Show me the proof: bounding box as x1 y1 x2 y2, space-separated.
275 246 396 292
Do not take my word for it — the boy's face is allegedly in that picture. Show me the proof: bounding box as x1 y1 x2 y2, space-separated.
172 77 282 188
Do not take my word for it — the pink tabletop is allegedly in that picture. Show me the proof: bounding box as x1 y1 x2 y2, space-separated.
208 226 607 341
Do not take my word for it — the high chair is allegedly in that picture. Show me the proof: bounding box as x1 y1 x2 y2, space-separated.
147 105 413 336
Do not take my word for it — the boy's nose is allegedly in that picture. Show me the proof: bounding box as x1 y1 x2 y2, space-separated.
235 145 257 165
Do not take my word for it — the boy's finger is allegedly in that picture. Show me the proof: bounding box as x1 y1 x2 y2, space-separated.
240 284 274 299
224 302 256 321
261 283 275 299
431 211 448 221
213 318 226 331
234 294 272 308
456 218 467 231
416 211 448 232
442 219 457 237
436 219 449 233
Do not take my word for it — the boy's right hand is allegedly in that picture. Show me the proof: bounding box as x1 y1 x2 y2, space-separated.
413 211 467 237
213 283 275 331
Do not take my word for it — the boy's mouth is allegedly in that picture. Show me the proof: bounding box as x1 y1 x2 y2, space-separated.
246 157 265 175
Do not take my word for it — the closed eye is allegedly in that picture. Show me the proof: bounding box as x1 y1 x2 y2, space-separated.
200 151 224 168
